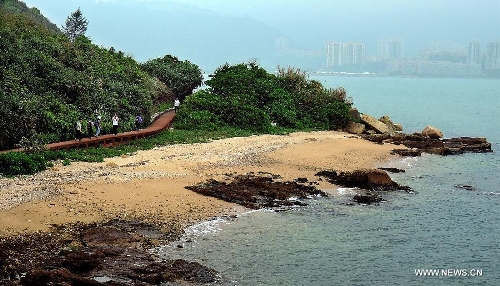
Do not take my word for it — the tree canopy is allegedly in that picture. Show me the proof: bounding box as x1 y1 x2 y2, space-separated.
141 55 203 101
174 62 353 132
61 7 88 41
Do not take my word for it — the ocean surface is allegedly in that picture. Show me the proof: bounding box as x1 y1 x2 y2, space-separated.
158 76 500 286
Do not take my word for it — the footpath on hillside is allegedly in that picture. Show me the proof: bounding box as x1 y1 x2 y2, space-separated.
3 110 176 153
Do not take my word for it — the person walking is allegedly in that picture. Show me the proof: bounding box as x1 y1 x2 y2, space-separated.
174 98 180 113
94 116 101 137
135 114 143 131
87 119 94 138
75 119 82 141
112 113 119 135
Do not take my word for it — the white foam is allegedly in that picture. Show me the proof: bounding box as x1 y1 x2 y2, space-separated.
337 187 357 196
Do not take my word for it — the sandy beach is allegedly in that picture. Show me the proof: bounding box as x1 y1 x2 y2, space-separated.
0 131 400 236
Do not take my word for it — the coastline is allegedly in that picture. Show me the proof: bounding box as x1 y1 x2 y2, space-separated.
0 130 399 236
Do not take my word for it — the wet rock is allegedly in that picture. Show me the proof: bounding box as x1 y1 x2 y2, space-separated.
390 149 422 157
316 169 413 192
454 184 476 191
186 173 328 210
378 167 406 173
0 220 219 285
353 193 383 204
295 177 308 183
364 132 492 157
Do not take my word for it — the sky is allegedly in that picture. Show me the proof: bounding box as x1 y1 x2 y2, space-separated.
21 0 500 71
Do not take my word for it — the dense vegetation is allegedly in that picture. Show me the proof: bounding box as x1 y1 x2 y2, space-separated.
175 62 352 132
0 1 354 177
0 2 202 152
141 55 203 102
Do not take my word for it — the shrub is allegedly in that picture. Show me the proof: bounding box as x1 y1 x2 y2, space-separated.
0 152 47 176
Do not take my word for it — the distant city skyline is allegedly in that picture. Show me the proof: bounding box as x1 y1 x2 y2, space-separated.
22 0 500 72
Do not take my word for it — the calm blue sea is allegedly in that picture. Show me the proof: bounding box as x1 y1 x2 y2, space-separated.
159 76 500 286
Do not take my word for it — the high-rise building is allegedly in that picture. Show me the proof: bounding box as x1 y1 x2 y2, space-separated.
344 42 366 65
326 42 344 67
326 42 365 68
468 41 481 64
485 42 500 69
378 38 404 59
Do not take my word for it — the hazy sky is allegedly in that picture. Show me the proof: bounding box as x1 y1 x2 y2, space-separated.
21 0 500 69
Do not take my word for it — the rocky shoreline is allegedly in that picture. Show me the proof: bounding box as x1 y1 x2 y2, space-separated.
347 112 492 156
0 169 411 285
0 128 492 285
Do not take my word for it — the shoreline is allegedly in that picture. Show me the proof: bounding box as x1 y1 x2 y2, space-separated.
0 130 400 237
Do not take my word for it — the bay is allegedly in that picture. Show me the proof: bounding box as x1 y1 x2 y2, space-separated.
159 76 500 286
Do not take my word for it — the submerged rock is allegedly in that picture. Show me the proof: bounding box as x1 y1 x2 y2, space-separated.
378 167 406 173
352 193 383 204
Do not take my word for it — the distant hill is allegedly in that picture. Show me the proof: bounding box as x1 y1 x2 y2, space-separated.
0 0 60 33
86 1 286 71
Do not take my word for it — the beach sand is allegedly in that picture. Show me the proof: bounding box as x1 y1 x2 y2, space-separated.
0 131 400 236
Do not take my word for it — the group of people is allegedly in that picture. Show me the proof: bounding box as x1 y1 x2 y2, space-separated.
75 114 122 141
75 98 180 141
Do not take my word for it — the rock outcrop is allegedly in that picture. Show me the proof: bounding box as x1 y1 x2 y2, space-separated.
360 114 390 134
346 114 402 136
421 125 443 139
315 169 412 192
363 133 492 156
315 169 413 205
1 220 220 285
346 122 365 134
186 173 328 210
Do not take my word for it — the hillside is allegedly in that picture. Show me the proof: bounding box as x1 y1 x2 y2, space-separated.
0 0 59 33
0 1 202 151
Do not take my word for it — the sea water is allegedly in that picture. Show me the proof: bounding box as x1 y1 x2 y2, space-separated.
158 76 500 286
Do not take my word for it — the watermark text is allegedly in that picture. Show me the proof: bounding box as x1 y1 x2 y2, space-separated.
415 269 483 277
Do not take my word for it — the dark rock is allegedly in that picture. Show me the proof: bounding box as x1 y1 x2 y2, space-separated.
186 173 328 210
21 268 103 286
295 177 308 183
391 149 422 156
167 259 219 284
353 193 383 204
378 167 406 173
316 169 413 192
0 220 218 285
454 184 476 191
366 132 492 157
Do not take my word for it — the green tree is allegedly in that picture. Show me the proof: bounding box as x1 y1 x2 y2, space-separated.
0 9 163 150
141 55 203 101
177 62 353 132
61 7 88 42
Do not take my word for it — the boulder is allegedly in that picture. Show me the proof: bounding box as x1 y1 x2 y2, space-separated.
422 125 443 139
315 168 413 192
361 114 389 134
394 123 403 132
379 115 404 133
346 122 365 134
348 108 362 121
353 193 383 204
